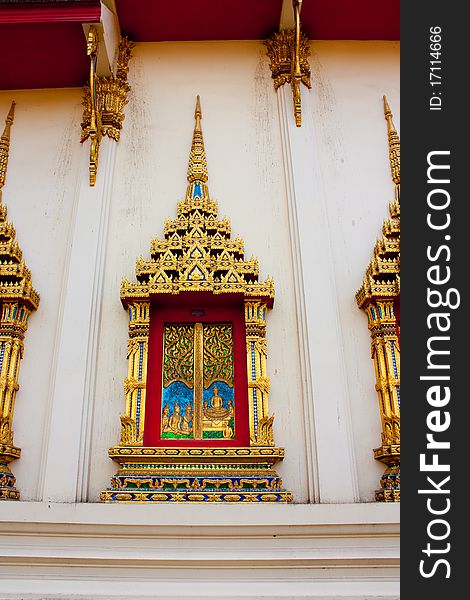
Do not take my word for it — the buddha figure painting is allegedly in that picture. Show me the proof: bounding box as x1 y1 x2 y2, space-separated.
161 322 235 440
203 385 234 439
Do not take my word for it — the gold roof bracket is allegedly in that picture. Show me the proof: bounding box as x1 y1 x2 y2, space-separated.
81 31 135 186
265 0 312 127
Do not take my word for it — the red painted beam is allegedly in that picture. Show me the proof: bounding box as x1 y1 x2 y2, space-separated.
115 0 399 42
0 22 89 89
301 0 400 41
115 0 282 42
0 1 101 24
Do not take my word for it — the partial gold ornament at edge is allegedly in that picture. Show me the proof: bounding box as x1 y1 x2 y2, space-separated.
356 97 400 503
0 103 39 501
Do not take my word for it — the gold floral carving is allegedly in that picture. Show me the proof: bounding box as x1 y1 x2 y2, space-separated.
81 34 134 186
0 103 39 501
162 324 195 388
265 1 311 127
203 323 233 388
356 96 400 502
102 98 291 503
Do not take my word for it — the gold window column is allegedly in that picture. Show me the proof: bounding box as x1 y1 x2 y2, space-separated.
0 103 40 501
245 300 273 445
120 302 150 445
356 97 400 502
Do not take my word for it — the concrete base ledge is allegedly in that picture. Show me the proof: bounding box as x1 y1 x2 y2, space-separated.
0 502 399 599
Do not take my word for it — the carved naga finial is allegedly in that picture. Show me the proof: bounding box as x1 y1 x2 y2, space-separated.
0 101 15 196
383 95 400 192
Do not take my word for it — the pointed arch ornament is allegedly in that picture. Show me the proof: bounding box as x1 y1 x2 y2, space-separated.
101 97 292 503
356 97 400 502
0 103 40 500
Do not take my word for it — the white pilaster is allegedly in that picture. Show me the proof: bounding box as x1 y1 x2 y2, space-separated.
39 139 116 502
277 84 359 503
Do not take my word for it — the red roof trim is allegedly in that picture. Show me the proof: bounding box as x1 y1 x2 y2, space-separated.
0 1 101 24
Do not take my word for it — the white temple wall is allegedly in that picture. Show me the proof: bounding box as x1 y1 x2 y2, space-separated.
0 40 399 504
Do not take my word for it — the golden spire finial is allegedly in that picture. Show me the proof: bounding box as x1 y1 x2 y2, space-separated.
194 94 202 131
0 101 16 193
383 95 400 188
187 95 208 184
